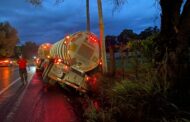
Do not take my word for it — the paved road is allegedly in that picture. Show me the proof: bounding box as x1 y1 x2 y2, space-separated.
0 66 20 92
0 66 35 95
0 66 35 121
0 67 82 122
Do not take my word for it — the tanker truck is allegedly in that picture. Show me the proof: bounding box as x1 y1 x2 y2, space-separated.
35 43 52 71
41 31 100 92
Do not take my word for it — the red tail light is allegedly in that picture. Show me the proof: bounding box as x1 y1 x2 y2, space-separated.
85 76 90 81
58 59 62 62
99 60 102 65
66 35 70 39
92 77 97 85
64 65 69 71
85 76 96 86
54 58 62 64
88 35 98 43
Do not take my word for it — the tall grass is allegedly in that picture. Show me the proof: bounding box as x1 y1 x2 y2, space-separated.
84 74 190 122
83 36 190 122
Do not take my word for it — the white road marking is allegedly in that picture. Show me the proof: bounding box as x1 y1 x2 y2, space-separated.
0 77 20 95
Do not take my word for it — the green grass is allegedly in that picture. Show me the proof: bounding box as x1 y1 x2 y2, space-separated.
83 56 190 122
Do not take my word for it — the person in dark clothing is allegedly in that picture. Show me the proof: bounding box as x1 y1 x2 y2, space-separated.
17 55 28 85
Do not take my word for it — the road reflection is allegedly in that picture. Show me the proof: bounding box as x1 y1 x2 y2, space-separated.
0 66 36 103
0 67 19 90
27 66 36 74
1 68 10 89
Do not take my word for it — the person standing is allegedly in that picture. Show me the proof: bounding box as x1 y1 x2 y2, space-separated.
17 55 28 85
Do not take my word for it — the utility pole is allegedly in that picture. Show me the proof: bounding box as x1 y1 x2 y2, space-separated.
86 0 90 32
97 0 108 74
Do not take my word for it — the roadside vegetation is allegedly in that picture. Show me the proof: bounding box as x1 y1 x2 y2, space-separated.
0 21 38 61
82 33 190 122
0 22 19 57
81 0 190 121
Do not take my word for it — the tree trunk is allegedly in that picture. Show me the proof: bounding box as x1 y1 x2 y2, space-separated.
157 0 184 80
174 0 190 92
156 0 182 62
160 0 182 38
157 0 190 104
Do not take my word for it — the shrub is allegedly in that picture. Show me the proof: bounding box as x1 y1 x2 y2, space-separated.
83 77 190 122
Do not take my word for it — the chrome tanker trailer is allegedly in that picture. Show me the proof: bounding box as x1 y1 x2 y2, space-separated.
35 43 52 71
43 31 100 92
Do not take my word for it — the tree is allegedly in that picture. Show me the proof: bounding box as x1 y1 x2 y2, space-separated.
22 41 38 59
14 45 22 58
139 26 160 39
118 29 138 44
155 0 190 79
0 22 19 57
156 0 190 108
113 0 190 108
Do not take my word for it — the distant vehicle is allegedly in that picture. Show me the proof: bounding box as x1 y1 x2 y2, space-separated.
34 43 52 71
0 57 13 67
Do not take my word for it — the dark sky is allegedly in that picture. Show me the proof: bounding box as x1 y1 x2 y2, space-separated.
0 0 160 44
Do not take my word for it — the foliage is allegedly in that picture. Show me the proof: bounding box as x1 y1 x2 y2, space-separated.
105 36 118 47
22 41 38 59
118 29 138 44
127 33 159 62
0 22 19 57
156 0 190 92
83 74 118 122
140 33 159 62
83 33 190 121
84 74 190 122
107 79 189 122
83 100 99 122
14 46 22 58
119 33 157 79
67 0 190 121
109 0 127 13
28 0 64 6
139 26 160 40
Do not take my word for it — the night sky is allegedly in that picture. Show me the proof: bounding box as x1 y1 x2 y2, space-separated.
0 0 160 45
